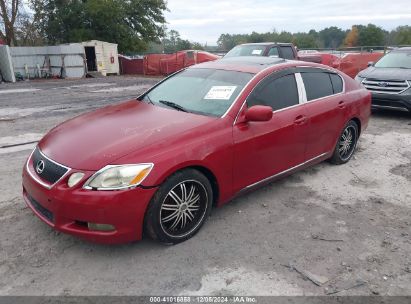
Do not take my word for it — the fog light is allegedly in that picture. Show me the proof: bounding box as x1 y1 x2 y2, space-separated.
87 223 115 232
68 172 85 187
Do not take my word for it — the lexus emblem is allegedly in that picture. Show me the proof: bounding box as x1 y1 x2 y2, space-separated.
378 82 388 87
36 160 45 174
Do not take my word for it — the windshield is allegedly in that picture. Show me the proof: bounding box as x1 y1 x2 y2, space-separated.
374 51 411 68
225 45 267 58
142 69 254 117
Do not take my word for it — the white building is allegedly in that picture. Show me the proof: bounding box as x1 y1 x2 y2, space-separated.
81 40 120 76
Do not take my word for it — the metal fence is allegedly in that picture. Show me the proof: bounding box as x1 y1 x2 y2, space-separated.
10 44 86 79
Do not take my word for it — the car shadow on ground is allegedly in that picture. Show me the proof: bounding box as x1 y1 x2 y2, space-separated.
371 109 411 120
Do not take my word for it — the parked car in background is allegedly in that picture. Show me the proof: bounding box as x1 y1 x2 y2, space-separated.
355 47 411 112
224 42 298 60
23 57 371 245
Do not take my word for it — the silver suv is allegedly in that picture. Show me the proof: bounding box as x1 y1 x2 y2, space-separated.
355 47 411 112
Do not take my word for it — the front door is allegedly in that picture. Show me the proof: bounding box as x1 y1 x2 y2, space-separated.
232 70 308 193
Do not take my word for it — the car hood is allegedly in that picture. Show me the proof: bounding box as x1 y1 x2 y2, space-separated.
358 67 411 81
39 101 217 170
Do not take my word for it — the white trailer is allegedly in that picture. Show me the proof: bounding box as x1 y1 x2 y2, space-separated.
81 40 119 76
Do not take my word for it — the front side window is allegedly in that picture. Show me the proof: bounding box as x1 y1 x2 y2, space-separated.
374 51 411 68
247 74 299 111
301 72 334 101
280 46 295 60
142 69 254 117
268 47 279 57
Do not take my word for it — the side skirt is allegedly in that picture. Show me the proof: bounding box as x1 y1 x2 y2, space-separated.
234 152 330 198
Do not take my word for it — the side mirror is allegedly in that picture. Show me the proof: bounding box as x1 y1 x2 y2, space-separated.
245 105 273 122
367 61 374 67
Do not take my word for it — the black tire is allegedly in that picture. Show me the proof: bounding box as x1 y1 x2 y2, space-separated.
330 120 359 165
144 169 213 244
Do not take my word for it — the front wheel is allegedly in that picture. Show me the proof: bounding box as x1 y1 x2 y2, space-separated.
144 169 213 244
330 120 359 165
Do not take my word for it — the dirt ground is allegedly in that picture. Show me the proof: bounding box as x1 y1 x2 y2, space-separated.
0 76 410 296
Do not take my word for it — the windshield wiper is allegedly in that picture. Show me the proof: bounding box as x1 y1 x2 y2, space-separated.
159 100 188 112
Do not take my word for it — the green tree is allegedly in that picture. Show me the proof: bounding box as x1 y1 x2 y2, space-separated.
191 42 204 50
30 0 167 52
292 32 319 49
392 26 411 45
356 24 385 46
319 26 346 48
217 33 238 50
163 29 193 52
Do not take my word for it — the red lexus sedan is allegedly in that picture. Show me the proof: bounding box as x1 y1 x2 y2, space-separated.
22 57 371 244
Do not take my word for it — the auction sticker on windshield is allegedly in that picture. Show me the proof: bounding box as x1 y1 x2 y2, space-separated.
252 49 263 55
204 86 237 100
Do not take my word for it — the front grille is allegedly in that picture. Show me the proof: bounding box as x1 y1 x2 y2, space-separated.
32 148 69 185
362 78 410 95
27 195 54 223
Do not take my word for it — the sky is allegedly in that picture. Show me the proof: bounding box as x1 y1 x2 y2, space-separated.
165 0 411 45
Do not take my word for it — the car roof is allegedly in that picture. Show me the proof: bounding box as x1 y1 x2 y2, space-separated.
393 47 411 52
191 56 287 73
238 42 293 46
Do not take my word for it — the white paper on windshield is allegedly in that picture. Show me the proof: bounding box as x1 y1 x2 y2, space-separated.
204 86 237 100
252 49 263 55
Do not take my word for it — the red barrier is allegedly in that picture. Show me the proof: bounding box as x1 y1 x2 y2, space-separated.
144 51 220 76
334 53 384 78
299 51 384 78
118 55 144 75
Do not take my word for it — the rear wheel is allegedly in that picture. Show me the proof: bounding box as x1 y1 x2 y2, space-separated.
144 169 212 244
330 120 359 165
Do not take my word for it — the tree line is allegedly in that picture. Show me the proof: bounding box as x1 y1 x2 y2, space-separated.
217 24 411 50
1 0 411 53
1 0 169 52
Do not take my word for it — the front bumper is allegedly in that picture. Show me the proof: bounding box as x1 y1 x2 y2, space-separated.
22 157 158 244
370 91 411 112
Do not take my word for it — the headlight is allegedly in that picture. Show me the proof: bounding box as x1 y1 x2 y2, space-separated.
355 75 365 83
68 172 85 187
84 163 153 190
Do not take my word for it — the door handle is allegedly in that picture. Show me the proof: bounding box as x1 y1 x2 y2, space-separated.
294 115 307 125
338 101 346 109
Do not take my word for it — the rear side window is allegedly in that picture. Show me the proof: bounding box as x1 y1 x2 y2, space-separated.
248 74 299 111
301 72 334 101
268 47 279 57
280 46 295 59
330 73 343 93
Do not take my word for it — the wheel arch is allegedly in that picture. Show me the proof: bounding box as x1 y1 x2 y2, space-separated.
350 117 362 135
148 163 220 207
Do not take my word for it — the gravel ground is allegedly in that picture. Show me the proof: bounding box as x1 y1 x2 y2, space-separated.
0 76 410 296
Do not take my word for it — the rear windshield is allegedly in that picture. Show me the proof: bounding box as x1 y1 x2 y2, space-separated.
142 69 254 117
374 51 411 68
225 45 267 57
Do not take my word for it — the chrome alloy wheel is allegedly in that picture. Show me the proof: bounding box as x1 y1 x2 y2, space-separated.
160 180 208 238
338 125 357 161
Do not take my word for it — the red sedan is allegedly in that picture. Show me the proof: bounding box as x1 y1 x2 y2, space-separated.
22 57 371 244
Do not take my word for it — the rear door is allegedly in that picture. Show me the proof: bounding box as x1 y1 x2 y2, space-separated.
298 67 346 159
232 69 308 192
